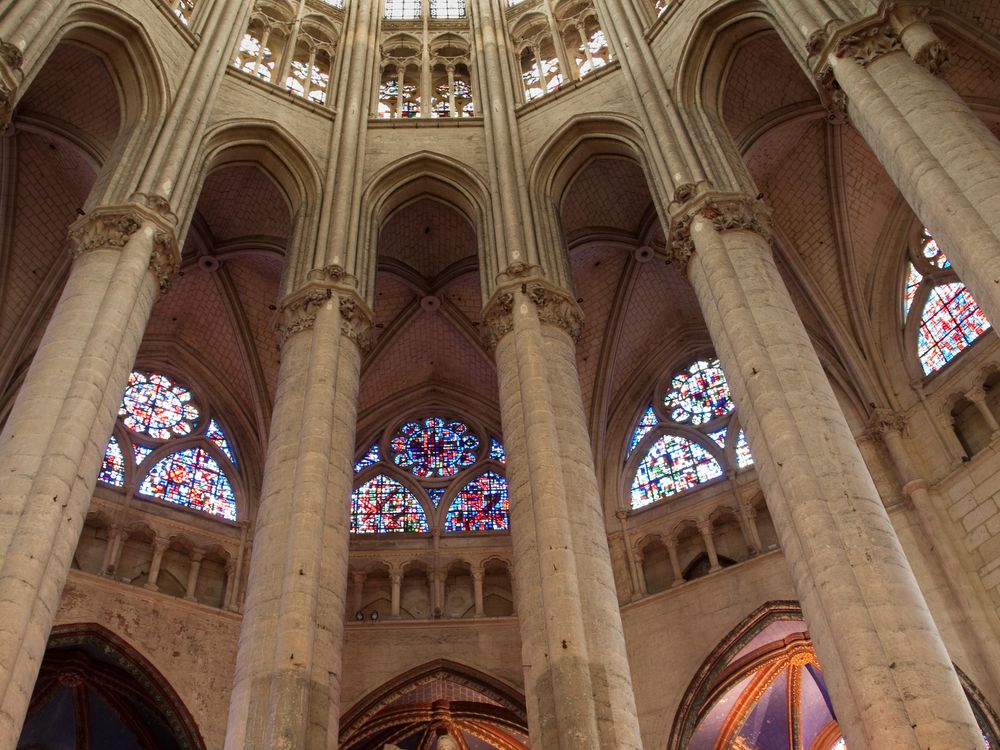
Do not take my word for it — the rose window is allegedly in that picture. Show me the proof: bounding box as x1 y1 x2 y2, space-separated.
391 417 479 478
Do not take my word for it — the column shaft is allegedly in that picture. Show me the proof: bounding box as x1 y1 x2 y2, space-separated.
827 31 1000 332
490 282 642 749
184 552 204 602
681 196 983 748
224 279 368 750
0 208 172 746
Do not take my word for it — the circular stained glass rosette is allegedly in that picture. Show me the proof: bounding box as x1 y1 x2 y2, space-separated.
391 417 479 478
119 372 200 440
664 359 734 426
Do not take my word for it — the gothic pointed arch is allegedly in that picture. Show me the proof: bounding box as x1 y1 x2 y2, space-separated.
20 623 206 750
339 660 528 750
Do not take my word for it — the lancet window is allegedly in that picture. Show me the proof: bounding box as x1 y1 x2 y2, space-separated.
507 0 611 102
903 228 991 375
628 358 753 510
96 371 239 522
168 0 197 24
377 20 476 119
233 2 342 107
351 416 509 534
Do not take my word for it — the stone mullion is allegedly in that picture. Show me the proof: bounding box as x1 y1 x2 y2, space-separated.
678 193 984 749
540 321 643 749
0 208 174 747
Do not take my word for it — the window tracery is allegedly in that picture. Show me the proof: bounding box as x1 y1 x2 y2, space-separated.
352 417 509 534
233 3 341 107
377 27 476 119
97 371 240 522
628 357 753 510
169 0 197 24
903 228 991 375
507 0 612 102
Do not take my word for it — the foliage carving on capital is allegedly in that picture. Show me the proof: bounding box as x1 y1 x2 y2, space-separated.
834 23 903 67
339 294 374 352
481 291 515 351
669 192 772 275
275 286 334 347
863 408 907 441
526 281 584 343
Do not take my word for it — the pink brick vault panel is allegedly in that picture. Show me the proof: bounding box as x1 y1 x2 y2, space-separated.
196 166 292 243
561 157 651 236
379 198 477 282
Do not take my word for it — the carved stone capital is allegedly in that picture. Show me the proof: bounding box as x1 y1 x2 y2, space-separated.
833 22 903 67
887 4 949 75
669 191 772 275
0 41 22 131
864 407 908 441
274 282 373 350
481 278 584 348
69 204 180 292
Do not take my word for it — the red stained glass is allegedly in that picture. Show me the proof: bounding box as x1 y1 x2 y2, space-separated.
445 472 510 532
665 359 734 425
391 417 478 478
917 282 991 374
119 371 200 440
352 474 428 533
139 448 237 521
98 436 125 487
631 434 723 508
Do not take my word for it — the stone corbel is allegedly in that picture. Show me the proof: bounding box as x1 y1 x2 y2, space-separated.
668 189 773 276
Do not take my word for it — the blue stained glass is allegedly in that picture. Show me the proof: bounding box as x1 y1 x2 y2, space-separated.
631 434 723 509
427 488 446 506
736 429 754 469
354 443 380 474
445 472 510 532
99 436 125 487
708 428 727 449
391 417 479 478
133 444 153 465
352 474 428 533
489 438 507 464
139 448 237 521
917 282 991 374
119 371 200 440
629 406 659 455
665 359 734 425
207 419 236 464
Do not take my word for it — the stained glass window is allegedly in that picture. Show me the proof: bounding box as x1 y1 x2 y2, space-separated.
430 0 465 17
385 0 420 18
736 429 754 469
119 372 200 439
352 475 428 533
139 448 237 521
427 488 446 506
708 428 727 449
903 264 923 318
99 436 125 487
665 359 734 425
916 282 991 374
489 438 507 464
631 434 723 509
133 444 153 465
354 443 381 473
445 472 510 532
391 417 479 478
629 406 658 455
207 419 236 464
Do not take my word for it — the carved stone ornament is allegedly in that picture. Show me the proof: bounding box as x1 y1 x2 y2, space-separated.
275 285 334 347
669 191 773 276
526 281 584 342
863 407 908 441
834 22 903 67
481 291 515 350
339 294 374 352
0 41 22 70
69 205 180 292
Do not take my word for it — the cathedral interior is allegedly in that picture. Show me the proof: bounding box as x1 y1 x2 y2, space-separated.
2 0 1000 748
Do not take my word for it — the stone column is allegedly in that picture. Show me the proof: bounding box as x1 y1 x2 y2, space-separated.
671 190 984 749
872 409 1000 698
484 276 642 750
697 519 721 573
389 571 402 619
815 11 1000 333
0 203 177 747
184 550 204 602
666 538 684 587
0 0 64 128
224 272 370 750
350 571 367 617
965 387 1000 438
740 501 765 555
471 568 485 618
143 537 171 592
616 510 645 601
100 523 124 576
223 560 237 610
